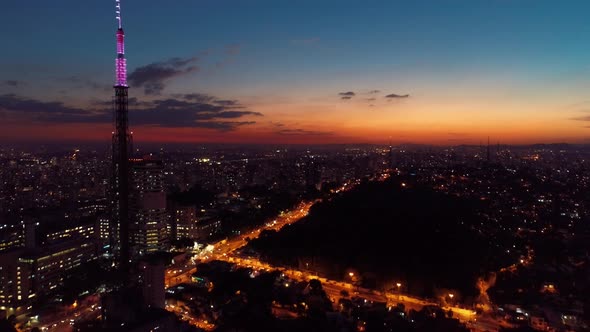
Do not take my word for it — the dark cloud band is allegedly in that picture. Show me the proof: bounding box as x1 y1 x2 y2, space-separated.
128 57 199 95
0 93 261 132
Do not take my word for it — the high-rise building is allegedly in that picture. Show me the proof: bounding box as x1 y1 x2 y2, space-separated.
0 217 35 253
98 213 111 247
0 222 98 310
0 224 23 252
0 250 21 309
388 144 396 170
130 159 168 255
169 202 197 241
18 238 97 299
139 258 165 309
110 0 132 270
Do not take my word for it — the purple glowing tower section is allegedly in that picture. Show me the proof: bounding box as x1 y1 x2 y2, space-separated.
115 30 127 87
115 0 127 87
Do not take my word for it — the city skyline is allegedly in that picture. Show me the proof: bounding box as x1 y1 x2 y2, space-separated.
1 2 589 331
2 0 590 145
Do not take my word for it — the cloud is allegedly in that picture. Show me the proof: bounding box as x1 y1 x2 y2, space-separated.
369 90 380 94
91 97 152 108
270 121 285 128
385 93 410 99
571 115 590 122
0 94 93 115
128 57 199 95
339 91 355 100
276 128 333 136
175 93 241 107
1 80 25 87
190 121 256 131
175 93 214 103
213 99 240 106
366 98 376 102
0 94 109 123
129 97 261 130
0 93 261 131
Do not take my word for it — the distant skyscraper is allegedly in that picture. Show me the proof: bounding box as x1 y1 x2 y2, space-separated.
388 143 396 170
170 202 197 241
111 0 132 270
139 258 165 309
130 159 168 255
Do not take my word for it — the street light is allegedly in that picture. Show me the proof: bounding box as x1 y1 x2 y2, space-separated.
349 272 354 277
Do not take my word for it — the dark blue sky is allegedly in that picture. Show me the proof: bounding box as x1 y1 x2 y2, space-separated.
1 0 590 144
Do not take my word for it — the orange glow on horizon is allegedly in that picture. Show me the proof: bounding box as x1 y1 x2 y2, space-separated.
0 119 586 145
1 94 587 145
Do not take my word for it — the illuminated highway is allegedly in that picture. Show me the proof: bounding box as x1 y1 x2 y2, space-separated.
212 254 510 331
217 256 477 321
164 178 506 331
165 199 317 289
161 199 319 331
165 179 367 288
39 176 505 331
165 303 215 331
38 296 101 332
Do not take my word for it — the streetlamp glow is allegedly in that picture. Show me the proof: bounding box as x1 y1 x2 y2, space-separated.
396 282 402 300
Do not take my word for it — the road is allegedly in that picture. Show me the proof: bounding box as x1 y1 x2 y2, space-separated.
217 255 477 322
37 296 101 332
165 199 318 289
216 254 507 331
165 303 215 331
40 176 503 331
166 179 365 288
160 199 322 331
165 176 505 331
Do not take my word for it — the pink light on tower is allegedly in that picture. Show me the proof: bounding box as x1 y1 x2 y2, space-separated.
115 0 127 87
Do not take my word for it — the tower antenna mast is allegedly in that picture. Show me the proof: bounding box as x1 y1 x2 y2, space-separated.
115 0 122 29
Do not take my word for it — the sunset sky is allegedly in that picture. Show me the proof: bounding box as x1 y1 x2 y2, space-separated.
1 0 590 145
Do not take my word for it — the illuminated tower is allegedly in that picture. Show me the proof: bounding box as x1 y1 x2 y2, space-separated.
111 0 131 271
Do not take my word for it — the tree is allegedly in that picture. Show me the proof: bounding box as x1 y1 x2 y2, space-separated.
447 309 454 318
309 279 323 294
0 318 17 332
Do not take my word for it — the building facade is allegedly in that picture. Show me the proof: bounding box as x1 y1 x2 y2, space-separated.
130 159 168 256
